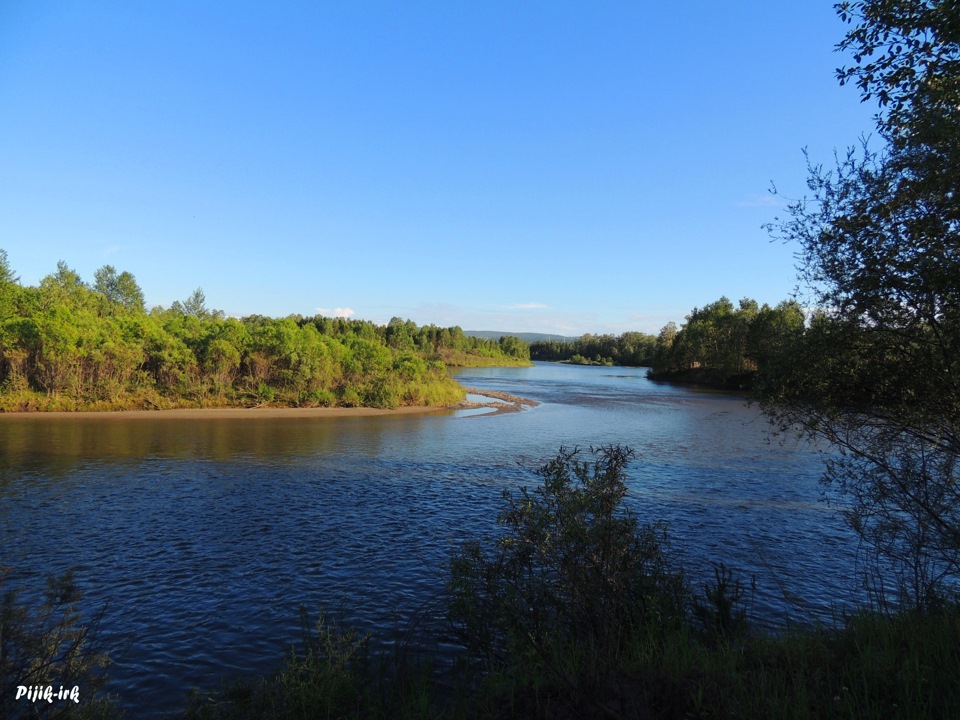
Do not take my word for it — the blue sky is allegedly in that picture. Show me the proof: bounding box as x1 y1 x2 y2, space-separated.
0 1 878 335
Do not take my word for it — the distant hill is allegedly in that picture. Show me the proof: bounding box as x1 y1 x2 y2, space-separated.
465 330 580 344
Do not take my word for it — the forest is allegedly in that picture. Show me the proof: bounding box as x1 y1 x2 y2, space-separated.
529 296 805 391
646 296 806 388
0 254 530 411
530 331 657 366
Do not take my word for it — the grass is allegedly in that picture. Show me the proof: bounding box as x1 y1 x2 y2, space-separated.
177 602 960 720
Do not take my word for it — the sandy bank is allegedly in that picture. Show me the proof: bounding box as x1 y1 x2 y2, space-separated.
0 405 453 421
0 390 541 421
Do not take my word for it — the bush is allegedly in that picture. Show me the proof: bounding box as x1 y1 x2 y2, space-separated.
0 570 120 719
447 446 686 711
302 388 336 407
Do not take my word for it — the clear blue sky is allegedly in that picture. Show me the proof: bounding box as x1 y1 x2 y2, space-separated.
0 1 877 335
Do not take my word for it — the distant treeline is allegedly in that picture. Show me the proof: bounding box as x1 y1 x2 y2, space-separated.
530 332 657 366
531 297 804 389
0 253 529 411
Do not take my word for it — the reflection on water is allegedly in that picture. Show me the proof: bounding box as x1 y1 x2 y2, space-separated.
0 363 857 717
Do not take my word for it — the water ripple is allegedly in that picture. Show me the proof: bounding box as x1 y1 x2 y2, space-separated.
0 363 862 717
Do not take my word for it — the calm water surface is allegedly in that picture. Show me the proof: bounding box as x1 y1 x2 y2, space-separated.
0 363 859 717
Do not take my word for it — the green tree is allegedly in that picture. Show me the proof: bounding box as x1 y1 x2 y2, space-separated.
763 0 960 609
39 261 90 312
182 288 208 318
835 0 959 134
385 316 415 351
746 300 805 370
0 249 18 285
653 321 678 369
498 334 530 360
94 264 145 313
0 250 23 389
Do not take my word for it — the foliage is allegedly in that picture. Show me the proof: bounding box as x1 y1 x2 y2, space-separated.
182 606 441 720
691 563 751 644
93 265 144 313
447 446 686 714
655 603 960 720
179 599 960 720
647 296 804 388
0 255 532 411
760 0 960 610
835 0 960 132
0 570 120 720
530 331 657 366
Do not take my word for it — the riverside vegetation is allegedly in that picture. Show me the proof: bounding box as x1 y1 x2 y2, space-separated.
0 256 529 412
530 296 806 390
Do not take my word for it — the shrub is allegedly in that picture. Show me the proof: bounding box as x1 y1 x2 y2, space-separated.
302 388 336 407
0 570 120 719
447 446 686 709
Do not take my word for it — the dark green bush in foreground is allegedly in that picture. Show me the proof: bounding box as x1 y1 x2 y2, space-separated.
447 445 686 715
0 570 121 720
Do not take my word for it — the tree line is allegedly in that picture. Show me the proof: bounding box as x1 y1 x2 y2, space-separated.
530 332 658 366
529 297 805 388
0 255 529 411
647 296 805 387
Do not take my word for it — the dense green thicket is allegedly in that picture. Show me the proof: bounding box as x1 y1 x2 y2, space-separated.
0 255 529 411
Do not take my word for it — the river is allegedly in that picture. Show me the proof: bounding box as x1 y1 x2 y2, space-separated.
0 362 860 717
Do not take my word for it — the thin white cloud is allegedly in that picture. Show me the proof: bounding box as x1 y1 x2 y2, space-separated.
736 194 784 208
316 307 355 318
505 302 549 310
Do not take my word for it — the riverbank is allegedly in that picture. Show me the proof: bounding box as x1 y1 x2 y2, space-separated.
174 599 960 720
0 389 542 420
0 404 454 421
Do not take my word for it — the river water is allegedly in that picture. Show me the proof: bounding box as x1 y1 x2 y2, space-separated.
0 363 860 717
